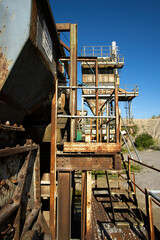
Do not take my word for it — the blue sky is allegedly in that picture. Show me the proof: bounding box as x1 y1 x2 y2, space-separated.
50 0 160 119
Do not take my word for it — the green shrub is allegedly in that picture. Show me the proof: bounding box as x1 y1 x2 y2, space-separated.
134 133 154 150
131 125 139 137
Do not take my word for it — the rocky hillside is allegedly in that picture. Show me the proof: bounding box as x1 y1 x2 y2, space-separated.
132 118 160 144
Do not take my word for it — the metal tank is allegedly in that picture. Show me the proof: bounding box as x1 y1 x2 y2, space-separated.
0 0 61 123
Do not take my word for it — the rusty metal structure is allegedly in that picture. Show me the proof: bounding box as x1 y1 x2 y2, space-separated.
0 1 160 240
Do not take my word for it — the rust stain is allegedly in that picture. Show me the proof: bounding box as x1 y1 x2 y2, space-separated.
0 48 13 90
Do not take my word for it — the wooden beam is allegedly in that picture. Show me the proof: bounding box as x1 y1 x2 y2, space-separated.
81 171 87 240
96 59 99 143
58 172 71 240
50 74 58 239
115 86 120 143
86 171 92 240
60 40 70 52
64 142 121 153
70 24 77 142
56 23 70 32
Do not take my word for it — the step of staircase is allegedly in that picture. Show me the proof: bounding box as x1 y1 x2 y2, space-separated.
110 188 135 195
113 201 138 209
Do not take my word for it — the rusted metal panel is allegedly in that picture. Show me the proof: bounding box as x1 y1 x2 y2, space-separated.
58 172 71 240
63 142 121 153
56 155 114 171
0 143 41 239
0 0 61 123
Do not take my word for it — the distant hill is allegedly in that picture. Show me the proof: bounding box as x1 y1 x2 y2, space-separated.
132 118 160 144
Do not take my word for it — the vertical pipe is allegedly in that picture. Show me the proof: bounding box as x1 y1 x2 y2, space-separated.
145 188 155 240
96 60 99 142
50 73 58 239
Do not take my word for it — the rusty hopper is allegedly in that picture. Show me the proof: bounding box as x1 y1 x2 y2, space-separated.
0 0 61 123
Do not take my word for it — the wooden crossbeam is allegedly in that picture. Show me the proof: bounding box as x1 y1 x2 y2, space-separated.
56 23 70 32
63 142 121 153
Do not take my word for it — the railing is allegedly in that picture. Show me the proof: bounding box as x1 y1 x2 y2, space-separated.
81 46 124 62
119 84 138 93
126 156 160 240
120 115 141 162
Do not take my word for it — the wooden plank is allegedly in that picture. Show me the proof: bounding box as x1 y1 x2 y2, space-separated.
81 171 87 240
115 86 120 143
64 142 121 153
50 73 57 239
86 171 92 240
96 59 99 142
56 23 70 32
58 172 71 240
70 24 77 142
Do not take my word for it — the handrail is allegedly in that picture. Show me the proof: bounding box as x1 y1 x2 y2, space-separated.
124 156 160 239
148 190 160 204
128 156 160 172
120 115 141 162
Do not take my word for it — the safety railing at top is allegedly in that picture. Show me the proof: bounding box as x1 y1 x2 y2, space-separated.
123 156 160 240
81 46 124 63
119 84 139 93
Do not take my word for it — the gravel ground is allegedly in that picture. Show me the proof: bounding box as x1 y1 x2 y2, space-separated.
123 150 160 231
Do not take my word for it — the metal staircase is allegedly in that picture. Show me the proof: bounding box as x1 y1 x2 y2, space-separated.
105 154 144 226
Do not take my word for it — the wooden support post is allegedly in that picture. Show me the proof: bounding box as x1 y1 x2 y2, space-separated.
96 60 99 143
145 188 155 240
70 24 77 142
86 171 92 240
115 86 120 143
81 171 87 240
128 156 131 179
95 171 97 189
58 172 71 240
50 73 58 239
132 173 136 194
100 111 102 142
106 102 109 143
